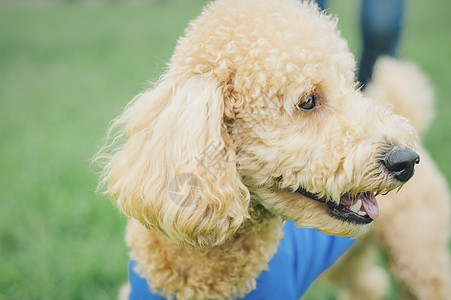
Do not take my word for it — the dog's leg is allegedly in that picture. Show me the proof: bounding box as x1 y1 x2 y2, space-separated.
376 225 451 300
325 236 389 300
373 149 451 300
374 198 451 300
118 282 130 300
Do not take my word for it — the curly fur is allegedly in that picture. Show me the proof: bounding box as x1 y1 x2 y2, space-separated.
366 57 436 135
325 58 451 300
127 218 283 299
92 1 449 299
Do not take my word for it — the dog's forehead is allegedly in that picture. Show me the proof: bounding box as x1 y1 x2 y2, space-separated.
170 0 356 93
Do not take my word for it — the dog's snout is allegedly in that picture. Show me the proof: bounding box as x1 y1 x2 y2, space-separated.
384 147 420 183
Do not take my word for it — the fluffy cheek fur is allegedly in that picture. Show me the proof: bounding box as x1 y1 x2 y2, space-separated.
236 90 417 237
100 75 250 248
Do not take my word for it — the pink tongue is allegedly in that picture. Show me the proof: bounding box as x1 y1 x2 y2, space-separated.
361 193 379 219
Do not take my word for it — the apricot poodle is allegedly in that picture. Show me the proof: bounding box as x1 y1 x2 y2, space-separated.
96 0 450 299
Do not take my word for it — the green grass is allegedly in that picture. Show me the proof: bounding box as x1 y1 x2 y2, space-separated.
0 0 449 299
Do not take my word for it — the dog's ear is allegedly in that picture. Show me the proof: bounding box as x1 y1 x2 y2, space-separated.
99 74 250 248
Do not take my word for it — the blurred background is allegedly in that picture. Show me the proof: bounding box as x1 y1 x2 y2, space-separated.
0 0 449 299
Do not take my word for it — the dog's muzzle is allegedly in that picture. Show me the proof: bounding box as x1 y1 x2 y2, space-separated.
383 147 420 183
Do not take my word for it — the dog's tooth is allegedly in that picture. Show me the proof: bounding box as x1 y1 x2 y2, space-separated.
358 211 367 216
350 199 362 213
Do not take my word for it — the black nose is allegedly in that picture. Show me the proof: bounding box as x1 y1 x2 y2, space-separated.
384 147 420 183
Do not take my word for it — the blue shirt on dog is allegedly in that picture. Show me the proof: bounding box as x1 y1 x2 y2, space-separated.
128 221 355 299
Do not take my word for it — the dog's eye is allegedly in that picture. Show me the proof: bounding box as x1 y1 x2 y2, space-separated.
296 94 316 111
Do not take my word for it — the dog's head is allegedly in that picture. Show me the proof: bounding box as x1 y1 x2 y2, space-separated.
97 0 419 247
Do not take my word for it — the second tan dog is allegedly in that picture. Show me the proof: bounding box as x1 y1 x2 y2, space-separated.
325 58 451 300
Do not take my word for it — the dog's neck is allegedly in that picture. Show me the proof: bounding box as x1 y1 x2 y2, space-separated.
126 203 283 299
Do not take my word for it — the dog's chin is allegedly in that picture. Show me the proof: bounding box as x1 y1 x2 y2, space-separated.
293 210 373 238
283 188 376 238
250 185 376 237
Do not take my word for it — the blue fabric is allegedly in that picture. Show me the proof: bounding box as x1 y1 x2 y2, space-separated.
129 261 166 300
128 221 355 299
358 0 404 86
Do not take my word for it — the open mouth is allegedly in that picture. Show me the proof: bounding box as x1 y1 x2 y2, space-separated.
295 188 379 224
